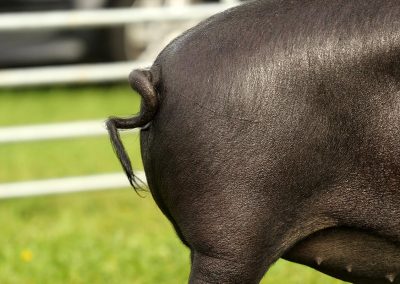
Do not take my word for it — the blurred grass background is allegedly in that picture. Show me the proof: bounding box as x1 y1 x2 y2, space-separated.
0 85 348 283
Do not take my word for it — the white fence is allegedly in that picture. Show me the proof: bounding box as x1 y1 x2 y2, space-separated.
0 2 239 88
0 120 139 143
0 172 146 199
0 120 142 198
0 3 239 31
0 2 240 198
0 61 151 88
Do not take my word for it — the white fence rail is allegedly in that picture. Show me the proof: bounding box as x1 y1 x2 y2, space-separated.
0 120 140 143
0 3 239 31
0 120 106 143
0 120 142 199
0 61 151 88
0 3 240 87
0 172 146 199
0 3 238 198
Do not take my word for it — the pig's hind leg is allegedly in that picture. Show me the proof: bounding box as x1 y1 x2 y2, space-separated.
179 183 336 284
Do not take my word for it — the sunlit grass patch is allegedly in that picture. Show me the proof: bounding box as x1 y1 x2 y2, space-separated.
0 84 139 126
0 134 141 183
0 190 190 284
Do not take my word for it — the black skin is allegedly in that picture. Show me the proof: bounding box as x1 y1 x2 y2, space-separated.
106 0 400 283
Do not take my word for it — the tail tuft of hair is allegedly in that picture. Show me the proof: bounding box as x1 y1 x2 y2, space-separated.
106 68 159 193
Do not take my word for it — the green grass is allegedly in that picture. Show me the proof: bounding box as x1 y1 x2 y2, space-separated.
0 85 141 126
0 85 348 283
0 135 141 182
0 190 190 284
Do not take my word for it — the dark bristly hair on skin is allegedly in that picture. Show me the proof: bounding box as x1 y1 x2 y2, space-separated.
106 69 159 193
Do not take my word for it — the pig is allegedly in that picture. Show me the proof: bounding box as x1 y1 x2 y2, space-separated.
106 0 400 283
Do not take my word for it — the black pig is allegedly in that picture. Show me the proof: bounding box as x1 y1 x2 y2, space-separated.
106 0 400 283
